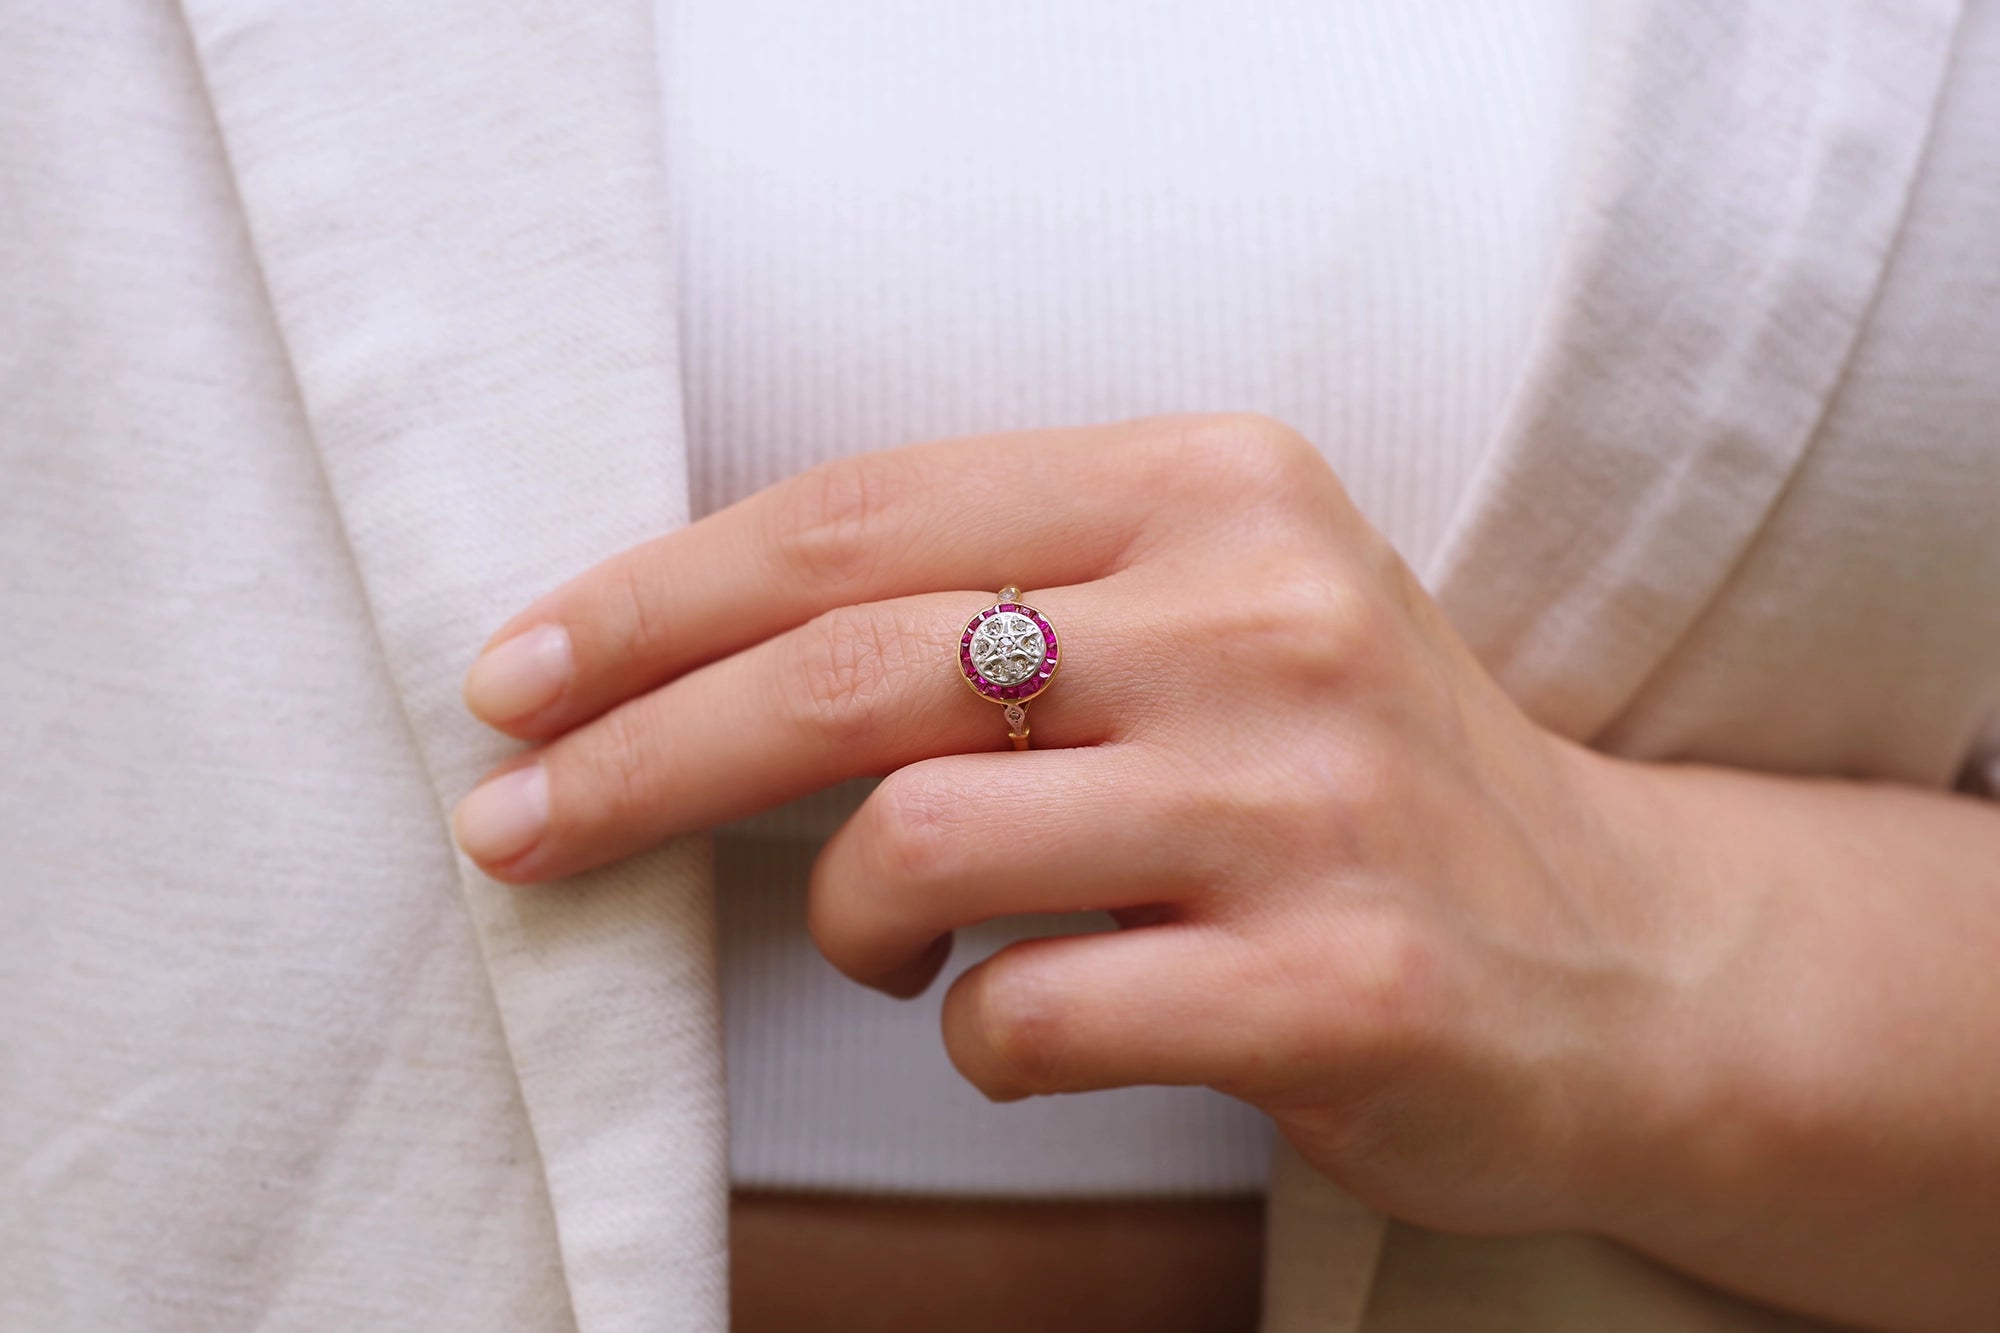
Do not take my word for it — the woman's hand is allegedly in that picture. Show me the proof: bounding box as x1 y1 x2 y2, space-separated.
450 412 1675 1239
452 413 2000 1328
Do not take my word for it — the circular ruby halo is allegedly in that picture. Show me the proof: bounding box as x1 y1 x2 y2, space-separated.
959 601 1059 702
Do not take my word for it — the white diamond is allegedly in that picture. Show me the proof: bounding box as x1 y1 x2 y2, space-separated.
969 610 1046 686
1003 704 1027 731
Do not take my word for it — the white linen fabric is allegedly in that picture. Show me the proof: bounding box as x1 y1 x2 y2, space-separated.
669 0 1589 1195
3 3 1995 1333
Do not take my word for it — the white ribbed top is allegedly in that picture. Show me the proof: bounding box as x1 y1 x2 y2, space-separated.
657 0 1589 1193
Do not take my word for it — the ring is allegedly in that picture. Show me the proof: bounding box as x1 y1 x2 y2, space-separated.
957 586 1061 750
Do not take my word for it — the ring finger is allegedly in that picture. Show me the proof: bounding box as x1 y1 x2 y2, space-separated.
452 577 1170 882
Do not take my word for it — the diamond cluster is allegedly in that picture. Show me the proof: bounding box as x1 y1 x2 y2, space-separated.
960 602 1058 701
971 611 1043 684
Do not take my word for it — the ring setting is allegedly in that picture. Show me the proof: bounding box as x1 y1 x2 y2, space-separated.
958 586 1059 750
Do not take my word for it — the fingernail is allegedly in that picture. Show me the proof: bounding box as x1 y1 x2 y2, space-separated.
453 764 550 865
464 624 573 723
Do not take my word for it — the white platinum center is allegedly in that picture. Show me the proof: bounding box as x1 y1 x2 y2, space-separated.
970 611 1046 686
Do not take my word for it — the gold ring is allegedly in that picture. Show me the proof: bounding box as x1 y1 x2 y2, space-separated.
957 586 1060 750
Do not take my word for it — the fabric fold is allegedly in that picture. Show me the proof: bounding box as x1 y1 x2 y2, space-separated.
1424 0 1963 744
173 2 728 1329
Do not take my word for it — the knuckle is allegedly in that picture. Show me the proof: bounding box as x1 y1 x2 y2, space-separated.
967 960 1068 1096
1330 744 1407 838
865 767 964 891
1229 765 1333 860
1239 910 1438 1105
1215 566 1395 688
809 771 957 974
607 554 669 663
774 455 892 595
585 703 659 822
782 607 898 748
1146 781 1244 886
1332 909 1439 1056
1153 411 1328 500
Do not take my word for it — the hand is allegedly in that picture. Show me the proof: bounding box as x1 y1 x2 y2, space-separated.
450 412 1672 1238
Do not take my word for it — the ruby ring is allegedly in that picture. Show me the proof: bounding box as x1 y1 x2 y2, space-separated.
957 586 1060 750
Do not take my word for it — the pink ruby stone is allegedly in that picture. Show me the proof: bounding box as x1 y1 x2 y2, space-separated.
998 603 1015 613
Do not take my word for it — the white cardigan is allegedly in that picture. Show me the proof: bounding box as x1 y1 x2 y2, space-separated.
3 1 1994 1331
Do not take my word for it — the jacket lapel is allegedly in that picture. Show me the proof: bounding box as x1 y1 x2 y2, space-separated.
1425 0 1962 744
175 3 726 1330
1272 3 1962 1322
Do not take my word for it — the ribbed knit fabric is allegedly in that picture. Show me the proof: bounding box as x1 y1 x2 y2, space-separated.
657 0 1590 1193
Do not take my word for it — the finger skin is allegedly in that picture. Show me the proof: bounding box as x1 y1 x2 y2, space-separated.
458 582 1166 883
462 417 1207 738
808 747 1219 994
939 926 1271 1102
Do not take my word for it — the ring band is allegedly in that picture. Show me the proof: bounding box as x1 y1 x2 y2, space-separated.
957 586 1061 750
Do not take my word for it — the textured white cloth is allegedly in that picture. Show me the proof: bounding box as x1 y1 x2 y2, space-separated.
667 0 1591 1195
5 4 725 1330
4 2 1997 1332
